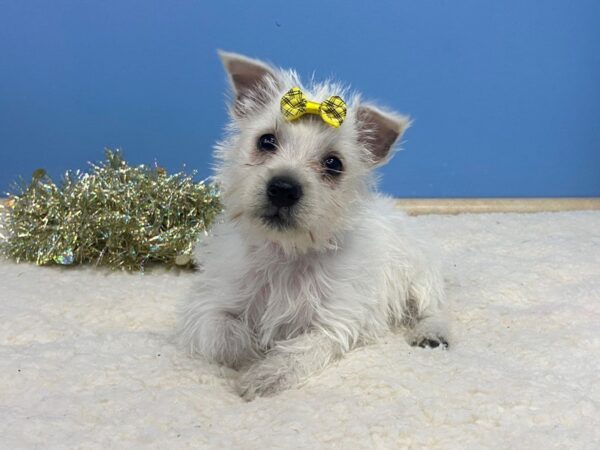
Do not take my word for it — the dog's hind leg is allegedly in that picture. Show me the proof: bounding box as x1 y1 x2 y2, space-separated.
402 264 451 349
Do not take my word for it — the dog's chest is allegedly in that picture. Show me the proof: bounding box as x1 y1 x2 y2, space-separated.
239 250 331 348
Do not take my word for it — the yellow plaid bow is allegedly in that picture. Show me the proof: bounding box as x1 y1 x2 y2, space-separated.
280 87 347 128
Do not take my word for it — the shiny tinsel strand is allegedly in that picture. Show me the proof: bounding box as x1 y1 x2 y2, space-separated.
0 149 221 270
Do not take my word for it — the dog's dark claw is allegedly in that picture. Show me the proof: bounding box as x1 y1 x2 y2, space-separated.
415 338 449 349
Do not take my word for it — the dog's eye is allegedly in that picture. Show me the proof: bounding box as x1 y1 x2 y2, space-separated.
257 134 278 152
323 155 343 176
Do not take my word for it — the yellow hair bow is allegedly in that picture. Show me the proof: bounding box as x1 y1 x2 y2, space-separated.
280 87 347 128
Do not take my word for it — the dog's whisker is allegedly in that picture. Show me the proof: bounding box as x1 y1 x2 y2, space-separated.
230 210 244 221
222 184 236 196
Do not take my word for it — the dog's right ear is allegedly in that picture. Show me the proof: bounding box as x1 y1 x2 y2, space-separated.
218 50 278 116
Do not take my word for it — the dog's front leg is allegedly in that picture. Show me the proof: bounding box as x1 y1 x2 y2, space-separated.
179 309 260 369
237 332 343 401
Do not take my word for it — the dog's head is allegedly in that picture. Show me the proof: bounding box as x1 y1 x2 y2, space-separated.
214 51 410 255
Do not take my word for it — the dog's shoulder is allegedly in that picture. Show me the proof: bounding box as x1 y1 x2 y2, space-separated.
352 194 408 231
337 194 416 264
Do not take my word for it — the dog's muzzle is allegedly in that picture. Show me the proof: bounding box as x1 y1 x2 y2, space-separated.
262 176 303 229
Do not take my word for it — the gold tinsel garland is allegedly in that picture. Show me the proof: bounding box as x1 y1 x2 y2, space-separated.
0 150 221 271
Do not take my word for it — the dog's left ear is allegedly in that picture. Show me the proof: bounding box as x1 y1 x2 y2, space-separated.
356 105 411 166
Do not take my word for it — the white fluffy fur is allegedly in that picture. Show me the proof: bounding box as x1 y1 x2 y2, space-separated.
178 52 450 400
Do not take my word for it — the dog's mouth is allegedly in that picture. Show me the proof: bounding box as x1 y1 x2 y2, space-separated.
260 205 298 231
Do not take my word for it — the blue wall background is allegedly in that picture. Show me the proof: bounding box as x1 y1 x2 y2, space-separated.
1 0 599 197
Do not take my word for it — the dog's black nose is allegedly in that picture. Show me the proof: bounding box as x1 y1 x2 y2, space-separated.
266 176 303 208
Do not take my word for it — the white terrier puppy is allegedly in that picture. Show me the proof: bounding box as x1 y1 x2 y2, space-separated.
178 51 450 400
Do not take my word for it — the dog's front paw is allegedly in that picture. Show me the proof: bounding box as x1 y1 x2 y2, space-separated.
236 356 296 401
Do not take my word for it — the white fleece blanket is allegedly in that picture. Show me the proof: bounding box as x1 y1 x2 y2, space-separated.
1 212 599 449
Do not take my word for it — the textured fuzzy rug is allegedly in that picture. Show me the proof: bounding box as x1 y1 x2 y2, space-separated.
1 212 599 449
